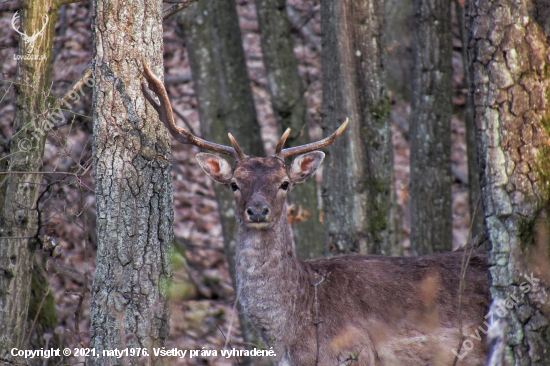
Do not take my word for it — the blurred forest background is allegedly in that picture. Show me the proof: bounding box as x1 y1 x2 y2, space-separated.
0 0 547 365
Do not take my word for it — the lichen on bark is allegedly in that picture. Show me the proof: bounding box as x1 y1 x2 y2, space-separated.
465 0 550 363
320 0 398 256
0 0 60 359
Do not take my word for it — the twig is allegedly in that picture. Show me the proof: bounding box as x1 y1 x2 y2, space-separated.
0 236 34 239
286 4 321 53
163 0 198 20
224 287 241 350
165 74 192 85
56 0 89 6
312 272 329 366
452 197 481 366
47 258 90 286
53 64 92 112
179 254 214 298
24 283 52 349
0 170 82 175
172 106 198 136
215 321 242 366
0 169 94 192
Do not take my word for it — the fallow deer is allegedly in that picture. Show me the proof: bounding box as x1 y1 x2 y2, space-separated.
141 59 489 366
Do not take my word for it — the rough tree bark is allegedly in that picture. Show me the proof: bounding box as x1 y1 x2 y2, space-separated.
409 0 453 255
321 0 398 255
0 1 59 359
89 0 172 364
457 0 484 238
254 0 323 259
465 0 550 363
178 0 266 360
384 0 414 101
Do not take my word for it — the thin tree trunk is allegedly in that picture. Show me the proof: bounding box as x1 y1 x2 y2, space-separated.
456 0 484 238
254 0 323 259
465 0 550 363
178 1 266 360
384 0 413 101
321 0 398 256
0 1 59 359
409 0 453 255
89 0 172 364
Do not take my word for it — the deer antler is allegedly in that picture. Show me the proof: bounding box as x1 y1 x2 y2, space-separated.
141 58 244 160
12 13 48 39
12 11 24 37
274 118 349 158
31 14 49 40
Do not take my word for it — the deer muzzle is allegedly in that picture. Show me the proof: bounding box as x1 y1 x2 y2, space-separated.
245 201 271 223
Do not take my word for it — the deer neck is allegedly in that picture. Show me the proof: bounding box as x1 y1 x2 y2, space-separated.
235 204 310 344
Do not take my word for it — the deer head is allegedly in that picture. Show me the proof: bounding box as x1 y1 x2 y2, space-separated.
141 58 348 231
12 11 49 55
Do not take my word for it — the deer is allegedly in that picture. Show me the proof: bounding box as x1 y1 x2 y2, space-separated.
141 59 489 366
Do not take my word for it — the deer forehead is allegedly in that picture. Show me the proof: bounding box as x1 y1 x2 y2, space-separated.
233 157 288 185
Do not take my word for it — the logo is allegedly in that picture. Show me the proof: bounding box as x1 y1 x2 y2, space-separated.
12 11 49 57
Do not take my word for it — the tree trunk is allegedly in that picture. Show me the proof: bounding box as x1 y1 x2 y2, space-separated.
457 0 484 238
0 1 59 359
321 0 398 256
409 0 453 255
254 0 323 259
178 1 266 360
89 0 172 364
384 0 413 101
465 0 550 363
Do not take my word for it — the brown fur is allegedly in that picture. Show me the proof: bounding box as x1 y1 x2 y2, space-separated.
196 155 490 366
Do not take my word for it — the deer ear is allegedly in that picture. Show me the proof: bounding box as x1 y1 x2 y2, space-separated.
288 151 325 184
196 153 233 184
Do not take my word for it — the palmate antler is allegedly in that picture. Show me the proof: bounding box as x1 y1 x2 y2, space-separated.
141 58 348 160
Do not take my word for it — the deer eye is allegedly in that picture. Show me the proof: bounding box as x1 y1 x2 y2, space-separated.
280 182 290 191
230 183 240 191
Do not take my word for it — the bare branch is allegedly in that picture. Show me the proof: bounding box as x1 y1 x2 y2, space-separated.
162 0 198 20
286 4 321 53
56 0 89 6
0 170 94 192
172 105 198 136
47 258 90 286
53 64 92 111
452 197 481 366
164 73 192 85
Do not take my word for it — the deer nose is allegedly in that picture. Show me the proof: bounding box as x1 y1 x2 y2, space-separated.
246 202 270 222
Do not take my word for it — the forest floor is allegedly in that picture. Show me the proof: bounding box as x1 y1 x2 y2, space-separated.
0 1 472 365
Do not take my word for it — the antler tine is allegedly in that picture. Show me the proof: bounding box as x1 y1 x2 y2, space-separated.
279 118 349 159
12 11 23 36
274 128 291 156
38 14 49 35
141 57 241 159
228 133 246 159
